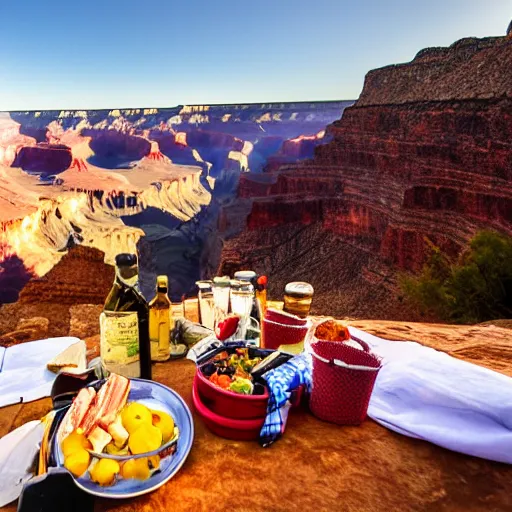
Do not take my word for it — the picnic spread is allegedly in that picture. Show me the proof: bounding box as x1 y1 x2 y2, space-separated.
1 258 512 511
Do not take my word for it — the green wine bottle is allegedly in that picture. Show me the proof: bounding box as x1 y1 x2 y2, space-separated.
100 253 152 380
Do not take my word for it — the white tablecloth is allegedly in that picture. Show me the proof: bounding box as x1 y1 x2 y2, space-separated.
0 337 83 408
349 327 512 464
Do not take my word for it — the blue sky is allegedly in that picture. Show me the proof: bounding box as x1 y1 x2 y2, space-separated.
0 0 509 110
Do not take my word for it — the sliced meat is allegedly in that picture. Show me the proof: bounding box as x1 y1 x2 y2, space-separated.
59 387 97 441
80 374 130 434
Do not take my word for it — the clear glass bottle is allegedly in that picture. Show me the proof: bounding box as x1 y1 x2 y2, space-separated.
101 253 152 380
230 279 254 339
196 280 215 330
149 275 172 362
212 276 231 314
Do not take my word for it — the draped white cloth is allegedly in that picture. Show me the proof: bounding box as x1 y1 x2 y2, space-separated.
0 337 83 407
348 327 512 464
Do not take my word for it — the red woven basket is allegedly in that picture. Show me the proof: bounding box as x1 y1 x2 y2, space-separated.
309 337 381 426
262 309 309 350
262 318 309 350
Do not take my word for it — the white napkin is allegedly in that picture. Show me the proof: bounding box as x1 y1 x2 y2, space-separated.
0 337 83 408
0 420 44 507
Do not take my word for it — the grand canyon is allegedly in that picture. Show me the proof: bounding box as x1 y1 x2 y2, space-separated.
1 32 511 331
0 102 351 307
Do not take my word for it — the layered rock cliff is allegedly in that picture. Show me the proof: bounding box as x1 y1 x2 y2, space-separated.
221 35 512 319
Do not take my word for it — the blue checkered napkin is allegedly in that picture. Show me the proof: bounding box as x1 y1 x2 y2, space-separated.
259 353 312 447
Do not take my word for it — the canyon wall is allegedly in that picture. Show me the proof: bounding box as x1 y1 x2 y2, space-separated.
220 36 512 319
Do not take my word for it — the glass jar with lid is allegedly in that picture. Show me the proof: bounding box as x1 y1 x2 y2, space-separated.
234 270 261 320
283 281 314 318
230 279 254 317
211 276 231 314
230 279 255 339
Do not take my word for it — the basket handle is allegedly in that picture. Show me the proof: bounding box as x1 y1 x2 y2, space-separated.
349 338 371 353
313 336 371 352
310 348 380 372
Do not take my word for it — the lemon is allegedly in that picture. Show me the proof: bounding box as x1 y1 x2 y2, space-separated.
150 410 175 443
121 403 153 434
128 424 162 455
64 448 90 478
62 430 92 457
121 458 150 480
89 458 120 486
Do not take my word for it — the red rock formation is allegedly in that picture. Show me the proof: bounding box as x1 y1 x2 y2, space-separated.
0 245 113 337
220 35 512 319
264 131 327 171
18 245 113 306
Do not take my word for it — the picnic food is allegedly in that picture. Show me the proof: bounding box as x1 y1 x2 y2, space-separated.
128 424 162 454
121 458 150 480
59 387 97 440
151 410 175 443
121 402 153 434
61 430 92 457
90 459 120 486
203 348 263 395
64 448 91 477
314 320 350 342
59 374 178 486
46 342 86 374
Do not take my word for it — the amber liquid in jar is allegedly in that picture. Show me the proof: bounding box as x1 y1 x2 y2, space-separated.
283 282 314 318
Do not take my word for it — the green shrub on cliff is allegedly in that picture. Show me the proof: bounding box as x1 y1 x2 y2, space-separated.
400 231 512 324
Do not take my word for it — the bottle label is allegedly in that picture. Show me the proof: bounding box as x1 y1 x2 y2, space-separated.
100 311 141 378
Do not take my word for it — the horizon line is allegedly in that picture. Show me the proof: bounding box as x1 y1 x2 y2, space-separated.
1 98 357 114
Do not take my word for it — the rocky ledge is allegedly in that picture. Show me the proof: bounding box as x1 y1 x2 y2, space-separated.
2 317 512 512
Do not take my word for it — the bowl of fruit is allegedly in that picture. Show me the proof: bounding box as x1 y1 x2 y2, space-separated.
52 374 194 498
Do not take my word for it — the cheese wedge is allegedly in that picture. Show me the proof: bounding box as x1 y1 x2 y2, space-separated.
47 341 86 374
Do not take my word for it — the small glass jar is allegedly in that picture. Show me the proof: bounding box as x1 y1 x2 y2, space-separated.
234 270 261 320
230 280 254 318
230 279 254 340
183 297 199 323
196 280 215 330
212 276 231 314
283 282 314 318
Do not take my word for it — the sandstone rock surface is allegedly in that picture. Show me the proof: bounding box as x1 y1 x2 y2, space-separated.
69 304 103 340
1 319 512 512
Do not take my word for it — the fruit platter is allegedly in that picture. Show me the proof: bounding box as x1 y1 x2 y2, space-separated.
51 374 194 498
